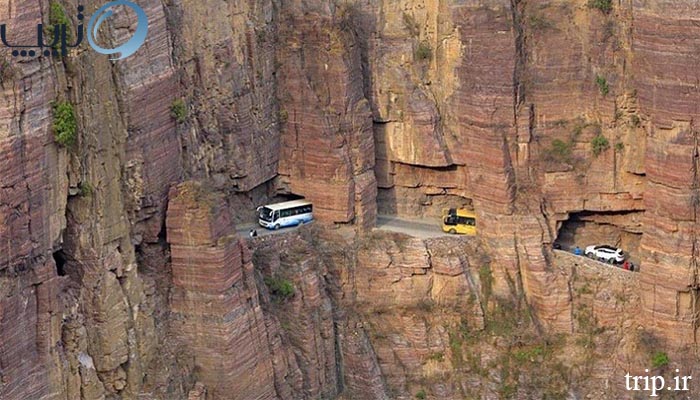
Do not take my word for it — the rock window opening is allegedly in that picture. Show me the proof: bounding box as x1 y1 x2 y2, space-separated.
53 250 67 276
555 210 644 264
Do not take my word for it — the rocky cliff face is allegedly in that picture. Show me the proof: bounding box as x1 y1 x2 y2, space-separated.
2 0 700 398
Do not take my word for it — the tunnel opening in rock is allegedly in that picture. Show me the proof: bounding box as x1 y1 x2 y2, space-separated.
276 193 305 201
234 180 309 224
53 250 67 276
555 210 644 263
377 188 473 219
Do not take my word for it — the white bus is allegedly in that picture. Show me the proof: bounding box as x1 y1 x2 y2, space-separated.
257 200 313 230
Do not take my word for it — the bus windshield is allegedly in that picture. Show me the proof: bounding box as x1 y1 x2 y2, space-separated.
259 207 274 222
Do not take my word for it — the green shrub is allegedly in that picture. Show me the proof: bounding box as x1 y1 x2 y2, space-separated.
49 1 72 44
595 75 609 96
279 109 289 123
479 264 493 301
415 41 432 61
588 0 613 13
415 389 427 400
615 142 624 152
514 345 544 363
575 282 593 296
256 29 266 43
499 384 517 398
591 134 610 156
428 352 444 362
484 299 518 336
79 181 94 197
651 352 669 368
170 99 187 123
264 275 295 302
448 331 464 367
548 139 573 163
52 101 77 147
572 118 590 138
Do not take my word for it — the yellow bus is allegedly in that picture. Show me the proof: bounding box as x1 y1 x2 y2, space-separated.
442 208 477 235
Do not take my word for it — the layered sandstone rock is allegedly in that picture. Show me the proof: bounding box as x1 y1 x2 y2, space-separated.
632 1 700 347
0 5 64 399
242 228 650 399
0 1 158 398
166 182 282 399
277 3 377 225
174 0 279 194
5 0 700 398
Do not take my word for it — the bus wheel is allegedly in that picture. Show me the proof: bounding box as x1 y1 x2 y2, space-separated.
449 229 456 234
274 224 281 230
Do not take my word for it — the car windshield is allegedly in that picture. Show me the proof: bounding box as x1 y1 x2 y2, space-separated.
259 207 273 222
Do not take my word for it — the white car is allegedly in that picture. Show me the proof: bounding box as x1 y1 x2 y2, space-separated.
585 245 625 264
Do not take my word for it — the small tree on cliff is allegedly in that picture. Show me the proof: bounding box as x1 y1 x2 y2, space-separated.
52 101 77 147
48 1 73 47
591 134 610 157
170 99 187 123
264 275 295 303
589 0 613 14
595 75 610 96
415 41 432 61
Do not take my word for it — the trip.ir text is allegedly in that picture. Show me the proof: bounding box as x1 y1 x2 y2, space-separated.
625 369 691 397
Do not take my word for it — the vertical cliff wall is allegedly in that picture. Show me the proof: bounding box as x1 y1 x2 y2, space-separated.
276 2 377 227
632 0 700 348
166 182 281 399
243 228 652 399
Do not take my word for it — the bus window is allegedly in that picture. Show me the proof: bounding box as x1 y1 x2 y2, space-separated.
456 217 476 226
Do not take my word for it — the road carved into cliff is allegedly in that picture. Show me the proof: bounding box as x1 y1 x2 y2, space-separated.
236 215 452 240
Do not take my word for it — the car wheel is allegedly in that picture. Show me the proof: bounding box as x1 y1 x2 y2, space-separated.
449 229 457 234
586 252 594 258
274 224 281 230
